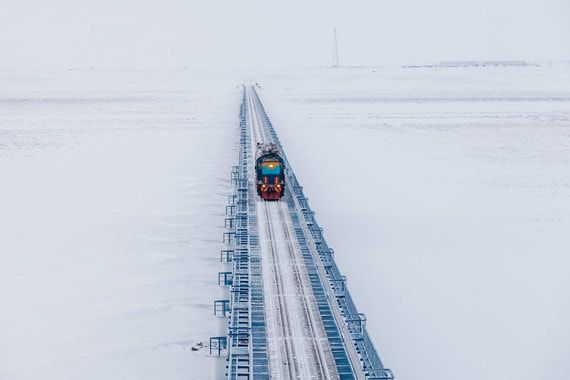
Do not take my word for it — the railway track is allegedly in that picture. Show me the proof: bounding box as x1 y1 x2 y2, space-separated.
224 86 393 380
258 201 338 379
274 201 335 379
247 88 339 379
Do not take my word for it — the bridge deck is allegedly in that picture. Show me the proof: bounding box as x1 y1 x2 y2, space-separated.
221 86 394 380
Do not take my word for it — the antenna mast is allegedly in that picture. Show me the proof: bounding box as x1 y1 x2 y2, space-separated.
332 28 340 68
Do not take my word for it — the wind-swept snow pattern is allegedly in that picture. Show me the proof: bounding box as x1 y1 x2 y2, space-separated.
3 66 568 380
0 70 238 380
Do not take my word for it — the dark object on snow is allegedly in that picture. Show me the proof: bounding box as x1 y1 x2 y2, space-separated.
255 143 285 201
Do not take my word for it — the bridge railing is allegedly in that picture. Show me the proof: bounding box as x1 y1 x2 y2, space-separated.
213 88 271 380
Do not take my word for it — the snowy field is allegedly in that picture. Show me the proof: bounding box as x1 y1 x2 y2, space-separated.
257 66 570 380
0 71 240 379
1 66 569 380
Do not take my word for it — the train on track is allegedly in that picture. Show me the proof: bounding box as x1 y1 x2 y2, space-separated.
255 143 285 201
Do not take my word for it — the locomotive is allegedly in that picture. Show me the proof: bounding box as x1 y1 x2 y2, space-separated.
255 143 285 201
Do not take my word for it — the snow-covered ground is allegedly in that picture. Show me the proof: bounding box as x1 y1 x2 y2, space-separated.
257 66 570 380
1 66 569 380
0 71 239 379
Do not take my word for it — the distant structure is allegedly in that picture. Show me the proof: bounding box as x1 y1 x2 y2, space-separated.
403 60 538 68
439 60 533 67
332 28 340 68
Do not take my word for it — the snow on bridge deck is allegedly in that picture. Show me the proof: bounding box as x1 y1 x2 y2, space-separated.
258 201 337 379
248 87 348 379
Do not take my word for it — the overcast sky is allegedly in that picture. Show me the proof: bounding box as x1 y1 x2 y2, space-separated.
1 0 569 69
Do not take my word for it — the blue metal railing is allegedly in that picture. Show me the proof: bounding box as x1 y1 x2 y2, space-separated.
217 88 270 380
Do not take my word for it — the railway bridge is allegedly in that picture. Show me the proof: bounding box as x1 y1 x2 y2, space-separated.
212 86 394 380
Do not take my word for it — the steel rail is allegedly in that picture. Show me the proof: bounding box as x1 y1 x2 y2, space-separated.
276 201 335 380
262 202 299 379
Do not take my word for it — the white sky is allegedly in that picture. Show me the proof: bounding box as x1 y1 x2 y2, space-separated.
1 0 569 69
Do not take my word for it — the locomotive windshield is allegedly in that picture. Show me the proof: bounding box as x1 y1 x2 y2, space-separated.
261 161 281 175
